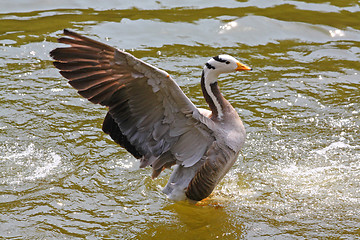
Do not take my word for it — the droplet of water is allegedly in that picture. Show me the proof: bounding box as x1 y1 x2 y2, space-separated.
219 21 238 34
329 29 345 37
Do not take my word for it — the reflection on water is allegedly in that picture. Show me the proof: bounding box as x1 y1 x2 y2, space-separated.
137 202 246 240
0 0 359 239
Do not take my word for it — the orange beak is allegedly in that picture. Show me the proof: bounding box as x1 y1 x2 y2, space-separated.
236 62 252 71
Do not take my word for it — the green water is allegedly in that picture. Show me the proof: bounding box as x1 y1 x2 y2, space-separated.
0 1 359 239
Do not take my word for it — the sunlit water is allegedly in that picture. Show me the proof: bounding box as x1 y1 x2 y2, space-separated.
0 1 359 239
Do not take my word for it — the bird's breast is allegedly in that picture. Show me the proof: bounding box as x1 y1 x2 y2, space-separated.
213 116 246 153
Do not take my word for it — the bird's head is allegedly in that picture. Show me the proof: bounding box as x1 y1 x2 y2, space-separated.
204 54 251 81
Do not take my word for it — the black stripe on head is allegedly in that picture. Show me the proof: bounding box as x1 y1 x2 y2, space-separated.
213 55 230 64
205 62 215 69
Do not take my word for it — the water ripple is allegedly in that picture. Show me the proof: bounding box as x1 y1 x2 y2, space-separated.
0 0 359 239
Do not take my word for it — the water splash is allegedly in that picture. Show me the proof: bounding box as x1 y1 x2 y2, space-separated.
315 141 355 155
218 138 360 215
0 143 62 184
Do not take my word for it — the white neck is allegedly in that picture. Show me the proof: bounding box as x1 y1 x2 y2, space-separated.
203 69 223 119
203 67 220 84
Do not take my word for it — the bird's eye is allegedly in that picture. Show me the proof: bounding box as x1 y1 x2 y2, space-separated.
226 61 230 64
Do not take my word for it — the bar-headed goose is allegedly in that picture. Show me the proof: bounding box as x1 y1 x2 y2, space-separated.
50 29 251 202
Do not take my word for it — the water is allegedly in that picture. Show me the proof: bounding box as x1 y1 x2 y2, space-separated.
1 0 359 239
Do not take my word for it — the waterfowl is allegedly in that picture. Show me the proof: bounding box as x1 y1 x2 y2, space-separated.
50 29 251 202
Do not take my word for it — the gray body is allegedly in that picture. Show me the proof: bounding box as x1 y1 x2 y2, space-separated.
50 29 249 201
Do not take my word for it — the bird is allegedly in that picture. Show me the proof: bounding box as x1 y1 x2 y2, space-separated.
50 29 251 202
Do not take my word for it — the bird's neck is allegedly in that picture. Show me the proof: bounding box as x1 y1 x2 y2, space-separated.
201 70 229 121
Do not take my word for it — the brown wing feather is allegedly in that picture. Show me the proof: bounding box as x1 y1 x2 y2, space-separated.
50 29 214 177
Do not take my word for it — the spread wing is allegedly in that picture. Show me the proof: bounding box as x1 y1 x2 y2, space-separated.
50 29 215 177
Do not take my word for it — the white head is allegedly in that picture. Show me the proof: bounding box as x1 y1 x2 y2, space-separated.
203 54 251 83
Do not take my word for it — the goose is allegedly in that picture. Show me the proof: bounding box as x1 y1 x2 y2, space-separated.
50 29 251 202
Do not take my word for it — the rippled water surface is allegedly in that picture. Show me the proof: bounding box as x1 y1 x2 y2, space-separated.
1 0 359 239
